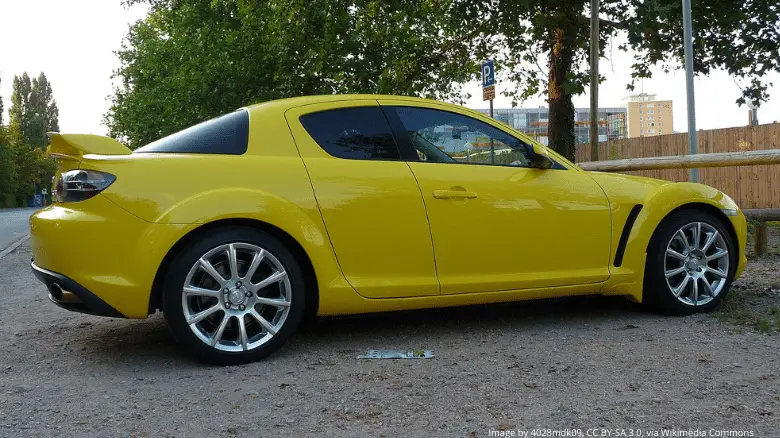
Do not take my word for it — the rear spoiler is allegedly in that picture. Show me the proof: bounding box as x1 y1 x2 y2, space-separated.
47 132 131 160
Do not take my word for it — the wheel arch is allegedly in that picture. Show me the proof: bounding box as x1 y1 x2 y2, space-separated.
148 218 319 324
645 202 739 255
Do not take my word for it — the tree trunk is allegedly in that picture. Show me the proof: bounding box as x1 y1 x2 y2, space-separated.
548 26 577 162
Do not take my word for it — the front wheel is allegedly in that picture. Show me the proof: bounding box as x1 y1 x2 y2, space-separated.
162 227 306 364
644 209 736 315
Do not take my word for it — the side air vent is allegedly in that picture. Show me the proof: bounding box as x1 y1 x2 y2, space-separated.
614 204 643 267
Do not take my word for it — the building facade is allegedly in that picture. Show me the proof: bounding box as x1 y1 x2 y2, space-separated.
473 106 628 146
626 94 673 138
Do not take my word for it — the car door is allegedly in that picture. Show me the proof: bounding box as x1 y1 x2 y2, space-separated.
285 100 439 298
379 101 612 295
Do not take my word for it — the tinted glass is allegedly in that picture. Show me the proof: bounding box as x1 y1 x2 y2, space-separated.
300 107 400 160
392 106 533 167
134 109 249 155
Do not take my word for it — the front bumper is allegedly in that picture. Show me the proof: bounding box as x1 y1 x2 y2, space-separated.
32 262 125 318
728 209 749 280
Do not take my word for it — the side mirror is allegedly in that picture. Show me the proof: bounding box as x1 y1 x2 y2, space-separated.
528 144 554 169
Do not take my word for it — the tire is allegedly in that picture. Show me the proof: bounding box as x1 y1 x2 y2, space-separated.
162 227 306 365
643 209 736 315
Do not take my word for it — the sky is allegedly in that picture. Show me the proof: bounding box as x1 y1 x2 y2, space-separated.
1 0 778 136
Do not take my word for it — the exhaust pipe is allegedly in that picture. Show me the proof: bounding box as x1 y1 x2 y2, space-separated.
49 283 81 304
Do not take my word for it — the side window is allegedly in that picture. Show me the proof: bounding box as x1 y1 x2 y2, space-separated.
300 107 400 160
134 109 249 155
391 106 532 167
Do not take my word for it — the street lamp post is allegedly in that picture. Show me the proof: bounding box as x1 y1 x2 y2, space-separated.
682 0 698 182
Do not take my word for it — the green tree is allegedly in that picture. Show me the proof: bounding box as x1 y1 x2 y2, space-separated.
0 127 19 208
31 72 60 142
111 0 779 161
108 0 478 148
9 73 33 145
6 72 59 206
9 72 60 148
0 76 4 126
454 0 780 160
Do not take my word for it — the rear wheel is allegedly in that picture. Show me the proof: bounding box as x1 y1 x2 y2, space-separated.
162 227 305 364
644 209 735 315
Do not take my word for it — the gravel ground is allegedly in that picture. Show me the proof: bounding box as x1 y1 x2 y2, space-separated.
1 241 779 437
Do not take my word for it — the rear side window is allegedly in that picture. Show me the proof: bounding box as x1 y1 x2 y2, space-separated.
134 109 249 155
299 107 400 160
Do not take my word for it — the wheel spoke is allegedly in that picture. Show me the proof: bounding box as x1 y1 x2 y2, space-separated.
255 296 291 308
184 286 220 298
701 277 716 297
674 274 691 297
665 265 687 278
692 223 702 250
707 267 727 278
675 230 691 251
238 316 248 351
250 270 287 291
692 277 699 305
667 248 687 260
227 244 239 281
199 258 226 285
242 249 265 281
187 304 221 325
701 230 719 253
707 249 728 262
211 314 230 346
250 309 277 335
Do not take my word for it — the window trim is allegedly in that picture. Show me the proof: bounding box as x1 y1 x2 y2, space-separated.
382 105 566 170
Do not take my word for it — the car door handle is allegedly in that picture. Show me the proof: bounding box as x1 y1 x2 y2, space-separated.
432 189 478 199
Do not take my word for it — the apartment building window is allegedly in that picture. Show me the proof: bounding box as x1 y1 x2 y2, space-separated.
648 103 655 107
649 110 655 114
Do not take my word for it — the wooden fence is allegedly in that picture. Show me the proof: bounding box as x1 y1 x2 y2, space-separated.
575 122 780 209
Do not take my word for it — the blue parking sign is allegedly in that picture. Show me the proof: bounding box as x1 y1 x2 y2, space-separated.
481 60 495 88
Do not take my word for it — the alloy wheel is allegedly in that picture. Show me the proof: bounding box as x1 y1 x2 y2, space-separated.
181 243 292 352
664 221 729 307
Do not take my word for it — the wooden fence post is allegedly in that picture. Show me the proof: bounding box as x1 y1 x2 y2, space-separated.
754 222 768 258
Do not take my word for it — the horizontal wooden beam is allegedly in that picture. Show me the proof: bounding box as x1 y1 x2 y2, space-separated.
577 149 780 172
743 208 780 221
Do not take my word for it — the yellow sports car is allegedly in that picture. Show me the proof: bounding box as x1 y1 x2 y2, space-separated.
30 95 747 364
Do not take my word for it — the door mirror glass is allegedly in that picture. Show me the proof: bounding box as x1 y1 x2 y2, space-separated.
528 144 554 169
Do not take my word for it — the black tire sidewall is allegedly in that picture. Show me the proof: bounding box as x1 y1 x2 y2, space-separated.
644 210 737 315
162 227 306 365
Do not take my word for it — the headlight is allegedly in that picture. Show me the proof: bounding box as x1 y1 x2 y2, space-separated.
54 170 116 203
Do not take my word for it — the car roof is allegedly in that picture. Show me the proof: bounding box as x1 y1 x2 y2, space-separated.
242 94 460 113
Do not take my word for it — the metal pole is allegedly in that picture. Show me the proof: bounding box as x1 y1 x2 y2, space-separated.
589 0 600 162
682 0 698 182
489 99 495 163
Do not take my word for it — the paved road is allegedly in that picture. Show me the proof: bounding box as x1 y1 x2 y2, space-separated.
0 208 38 250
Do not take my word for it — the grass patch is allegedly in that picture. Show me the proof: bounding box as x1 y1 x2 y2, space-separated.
715 292 780 334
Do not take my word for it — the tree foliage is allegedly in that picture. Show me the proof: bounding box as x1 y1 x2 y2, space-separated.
0 127 18 208
0 76 4 126
108 0 480 148
9 72 60 149
1 72 58 207
109 0 780 160
452 0 780 159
